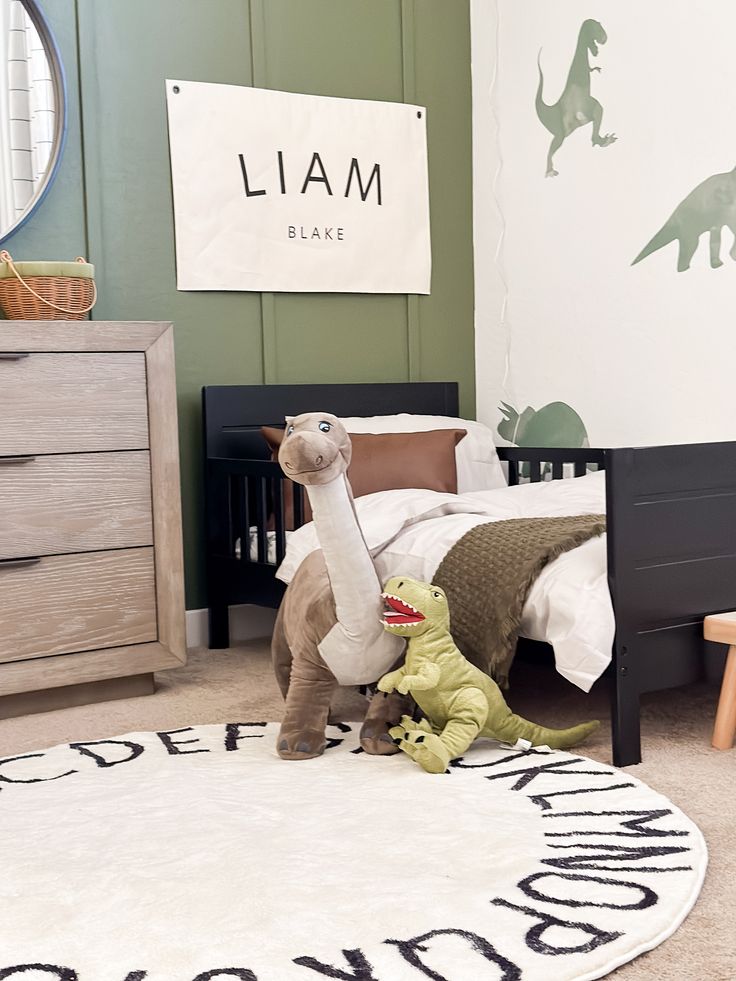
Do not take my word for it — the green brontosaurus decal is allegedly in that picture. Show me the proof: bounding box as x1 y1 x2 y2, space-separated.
536 19 617 178
633 167 736 271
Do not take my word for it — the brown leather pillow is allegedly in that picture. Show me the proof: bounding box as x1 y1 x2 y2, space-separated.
261 427 466 529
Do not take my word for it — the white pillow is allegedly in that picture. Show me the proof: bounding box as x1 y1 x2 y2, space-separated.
337 412 507 492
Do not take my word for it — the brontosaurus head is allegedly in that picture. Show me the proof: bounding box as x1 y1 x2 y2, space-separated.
381 577 450 637
582 19 607 56
278 412 351 486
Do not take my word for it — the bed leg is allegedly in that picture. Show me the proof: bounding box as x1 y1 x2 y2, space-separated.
208 602 230 649
610 667 642 767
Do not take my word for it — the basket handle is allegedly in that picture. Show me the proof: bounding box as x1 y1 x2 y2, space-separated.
0 250 97 315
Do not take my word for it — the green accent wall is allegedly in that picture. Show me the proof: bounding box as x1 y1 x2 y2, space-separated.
5 0 475 609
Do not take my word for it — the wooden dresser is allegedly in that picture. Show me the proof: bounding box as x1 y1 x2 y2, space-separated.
0 321 186 719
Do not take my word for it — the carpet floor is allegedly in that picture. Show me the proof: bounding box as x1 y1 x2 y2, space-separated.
1 640 733 980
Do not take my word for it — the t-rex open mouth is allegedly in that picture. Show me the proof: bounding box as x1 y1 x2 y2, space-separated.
381 592 425 626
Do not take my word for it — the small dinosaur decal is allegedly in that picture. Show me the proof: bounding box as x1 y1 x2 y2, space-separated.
632 166 736 271
536 19 617 178
498 400 589 450
378 578 599 774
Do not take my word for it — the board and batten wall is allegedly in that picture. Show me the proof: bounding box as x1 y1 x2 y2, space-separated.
472 0 736 453
4 0 476 610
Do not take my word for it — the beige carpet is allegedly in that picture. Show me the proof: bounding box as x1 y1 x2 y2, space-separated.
1 640 733 980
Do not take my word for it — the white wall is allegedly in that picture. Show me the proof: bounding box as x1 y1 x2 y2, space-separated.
472 0 736 448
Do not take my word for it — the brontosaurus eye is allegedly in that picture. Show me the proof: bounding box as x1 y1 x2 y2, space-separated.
318 421 331 432
432 591 441 599
286 425 294 436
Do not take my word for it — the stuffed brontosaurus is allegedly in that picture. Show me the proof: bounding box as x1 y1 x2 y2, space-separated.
271 413 411 760
378 577 600 773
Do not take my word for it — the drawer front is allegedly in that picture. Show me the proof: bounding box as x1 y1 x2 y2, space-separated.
0 353 148 455
0 451 153 560
0 548 157 662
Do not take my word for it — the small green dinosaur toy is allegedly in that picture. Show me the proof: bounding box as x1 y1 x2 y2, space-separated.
377 577 600 774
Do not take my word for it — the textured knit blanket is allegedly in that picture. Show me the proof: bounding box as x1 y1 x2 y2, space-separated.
434 514 606 687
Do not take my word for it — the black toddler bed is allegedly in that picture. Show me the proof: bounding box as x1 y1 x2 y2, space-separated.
203 381 736 768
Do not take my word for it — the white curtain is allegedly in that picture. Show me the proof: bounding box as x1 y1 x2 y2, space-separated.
0 0 56 232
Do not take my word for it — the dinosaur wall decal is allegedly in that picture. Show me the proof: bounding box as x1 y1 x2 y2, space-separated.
536 19 617 177
632 166 736 271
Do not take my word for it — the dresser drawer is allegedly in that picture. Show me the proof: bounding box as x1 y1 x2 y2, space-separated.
0 548 157 662
0 451 153 560
0 352 148 455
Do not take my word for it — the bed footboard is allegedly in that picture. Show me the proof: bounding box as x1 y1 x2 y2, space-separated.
605 442 736 765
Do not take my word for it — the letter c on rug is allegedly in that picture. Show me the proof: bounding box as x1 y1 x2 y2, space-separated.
0 966 77 980
0 754 76 786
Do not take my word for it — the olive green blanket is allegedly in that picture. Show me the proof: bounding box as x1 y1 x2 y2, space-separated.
434 514 606 688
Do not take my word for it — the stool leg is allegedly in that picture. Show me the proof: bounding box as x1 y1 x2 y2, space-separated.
712 645 736 750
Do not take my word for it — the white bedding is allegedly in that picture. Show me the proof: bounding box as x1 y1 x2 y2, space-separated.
276 471 614 692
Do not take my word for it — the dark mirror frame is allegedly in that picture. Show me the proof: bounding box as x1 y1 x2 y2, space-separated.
0 0 67 246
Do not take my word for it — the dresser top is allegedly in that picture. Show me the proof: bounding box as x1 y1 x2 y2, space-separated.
0 321 173 352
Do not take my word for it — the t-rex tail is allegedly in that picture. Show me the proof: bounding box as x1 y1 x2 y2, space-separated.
535 50 557 135
632 221 677 266
503 714 600 750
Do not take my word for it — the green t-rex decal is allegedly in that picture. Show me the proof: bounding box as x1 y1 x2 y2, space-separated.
536 18 617 178
633 167 736 271
377 578 599 774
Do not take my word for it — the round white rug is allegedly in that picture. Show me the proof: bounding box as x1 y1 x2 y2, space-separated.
0 722 706 981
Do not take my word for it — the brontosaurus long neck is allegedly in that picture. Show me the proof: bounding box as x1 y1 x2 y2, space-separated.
304 475 383 639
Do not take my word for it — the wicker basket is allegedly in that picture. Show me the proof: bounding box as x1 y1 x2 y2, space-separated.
0 251 97 320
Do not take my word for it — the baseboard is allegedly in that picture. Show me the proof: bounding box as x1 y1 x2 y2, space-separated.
186 604 278 650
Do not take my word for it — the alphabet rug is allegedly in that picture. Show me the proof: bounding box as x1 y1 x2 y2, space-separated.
0 722 706 981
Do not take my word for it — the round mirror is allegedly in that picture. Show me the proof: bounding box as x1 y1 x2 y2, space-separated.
0 0 66 244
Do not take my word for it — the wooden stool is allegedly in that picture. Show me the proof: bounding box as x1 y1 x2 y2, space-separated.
704 612 736 750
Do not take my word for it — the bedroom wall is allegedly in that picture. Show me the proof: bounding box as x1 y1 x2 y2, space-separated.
472 0 736 453
5 0 475 609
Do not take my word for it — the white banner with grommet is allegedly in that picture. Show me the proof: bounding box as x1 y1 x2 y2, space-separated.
165 80 431 294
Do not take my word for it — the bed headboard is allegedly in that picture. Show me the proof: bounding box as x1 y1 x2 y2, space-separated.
202 381 460 459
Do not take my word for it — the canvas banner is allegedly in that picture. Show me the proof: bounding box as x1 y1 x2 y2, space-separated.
165 80 431 294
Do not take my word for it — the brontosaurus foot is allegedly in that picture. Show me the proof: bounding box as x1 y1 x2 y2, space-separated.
276 727 326 760
593 133 617 147
360 690 415 754
360 718 400 755
711 258 724 269
545 168 559 178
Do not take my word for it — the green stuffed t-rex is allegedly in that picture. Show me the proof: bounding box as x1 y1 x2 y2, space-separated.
377 577 600 774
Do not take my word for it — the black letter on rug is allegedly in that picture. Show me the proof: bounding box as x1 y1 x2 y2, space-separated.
0 966 77 980
157 728 209 755
0 754 76 786
225 723 266 751
122 974 148 981
191 970 257 981
70 740 144 768
293 948 378 979
491 897 621 954
386 928 521 981
519 871 658 910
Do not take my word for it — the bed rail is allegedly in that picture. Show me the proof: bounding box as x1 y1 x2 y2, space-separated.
497 446 607 484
